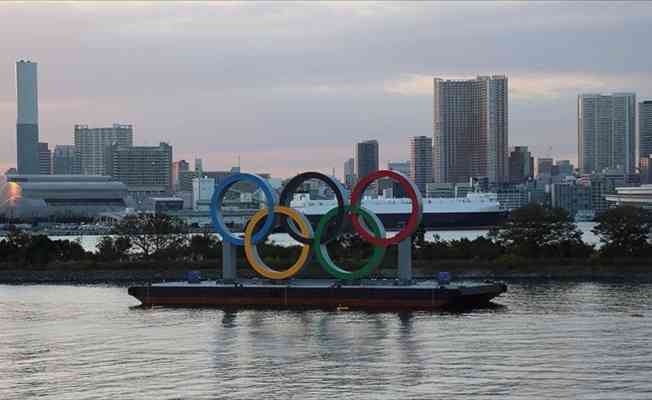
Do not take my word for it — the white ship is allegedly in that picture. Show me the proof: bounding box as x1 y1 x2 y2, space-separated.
291 192 508 229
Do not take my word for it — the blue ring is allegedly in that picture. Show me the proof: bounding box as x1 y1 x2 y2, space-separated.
210 173 277 246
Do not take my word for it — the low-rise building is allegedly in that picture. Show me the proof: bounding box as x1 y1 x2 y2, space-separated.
0 174 128 220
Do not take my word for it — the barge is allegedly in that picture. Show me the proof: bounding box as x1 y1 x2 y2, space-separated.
128 279 507 310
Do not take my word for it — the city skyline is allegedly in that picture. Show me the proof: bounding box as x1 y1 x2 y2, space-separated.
1 2 652 178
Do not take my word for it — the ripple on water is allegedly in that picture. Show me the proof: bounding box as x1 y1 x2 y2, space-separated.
0 282 651 399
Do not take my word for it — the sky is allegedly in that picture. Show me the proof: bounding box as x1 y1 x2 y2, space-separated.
1 1 651 178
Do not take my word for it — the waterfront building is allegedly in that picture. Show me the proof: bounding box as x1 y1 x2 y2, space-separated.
53 145 76 175
409 136 433 194
536 158 554 177
172 160 191 192
551 182 592 219
578 93 636 175
433 75 508 184
508 146 534 183
192 176 215 212
640 156 652 184
386 161 410 198
0 174 128 220
556 160 574 177
355 140 379 180
640 101 652 161
16 60 39 174
74 124 133 175
38 142 51 175
105 142 172 198
343 157 355 188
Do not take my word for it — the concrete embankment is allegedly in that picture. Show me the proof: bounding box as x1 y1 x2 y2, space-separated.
1 260 652 285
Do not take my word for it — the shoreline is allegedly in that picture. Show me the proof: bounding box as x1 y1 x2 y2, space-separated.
2 260 652 285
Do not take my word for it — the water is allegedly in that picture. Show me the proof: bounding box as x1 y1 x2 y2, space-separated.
1 282 650 399
53 222 601 252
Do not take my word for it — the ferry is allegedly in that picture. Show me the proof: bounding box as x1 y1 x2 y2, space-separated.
291 192 508 230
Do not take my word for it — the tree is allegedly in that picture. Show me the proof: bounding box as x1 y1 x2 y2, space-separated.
113 214 188 259
593 205 652 257
96 236 132 261
490 203 587 258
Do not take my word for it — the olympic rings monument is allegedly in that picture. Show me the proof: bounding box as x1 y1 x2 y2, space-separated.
129 170 506 310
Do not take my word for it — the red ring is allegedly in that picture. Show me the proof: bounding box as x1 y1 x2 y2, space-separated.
350 170 423 246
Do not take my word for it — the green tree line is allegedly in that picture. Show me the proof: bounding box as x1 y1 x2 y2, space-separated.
0 204 651 267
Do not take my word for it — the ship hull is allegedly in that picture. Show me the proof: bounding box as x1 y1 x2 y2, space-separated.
305 211 509 230
128 280 507 310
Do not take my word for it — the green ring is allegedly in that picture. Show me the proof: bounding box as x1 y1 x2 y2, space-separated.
314 205 386 281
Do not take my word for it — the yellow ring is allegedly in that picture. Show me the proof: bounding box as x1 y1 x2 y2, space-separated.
244 206 313 280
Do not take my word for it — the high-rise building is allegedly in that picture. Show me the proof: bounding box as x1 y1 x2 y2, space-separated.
105 142 172 193
53 145 77 175
195 158 203 175
38 142 51 175
640 100 652 160
355 140 379 180
16 60 39 174
433 75 508 184
172 160 191 192
409 136 433 194
556 160 574 177
508 146 534 183
578 93 636 174
343 157 355 188
536 158 554 177
74 124 133 175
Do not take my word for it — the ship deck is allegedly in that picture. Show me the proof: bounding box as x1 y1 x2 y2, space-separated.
128 279 507 310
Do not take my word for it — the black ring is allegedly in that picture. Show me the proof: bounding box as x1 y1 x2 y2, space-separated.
278 171 348 244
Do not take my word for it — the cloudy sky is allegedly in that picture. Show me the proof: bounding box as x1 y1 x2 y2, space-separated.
1 1 651 178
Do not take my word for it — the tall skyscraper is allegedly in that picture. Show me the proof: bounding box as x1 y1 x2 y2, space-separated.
74 124 133 175
343 157 355 188
105 142 172 192
38 142 51 175
355 140 379 180
578 93 636 174
433 75 508 184
508 146 534 183
409 136 433 194
16 60 39 174
53 145 76 175
640 100 652 160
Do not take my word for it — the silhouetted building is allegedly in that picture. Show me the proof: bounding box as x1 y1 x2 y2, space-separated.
38 142 51 175
640 100 652 160
16 60 39 174
74 124 133 175
578 93 636 174
105 142 172 194
409 136 433 194
433 75 508 184
53 145 76 175
355 140 379 180
508 146 533 183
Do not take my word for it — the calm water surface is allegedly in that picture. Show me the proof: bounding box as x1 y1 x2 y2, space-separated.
1 282 650 399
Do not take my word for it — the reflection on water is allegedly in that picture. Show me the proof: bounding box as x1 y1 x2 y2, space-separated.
1 282 650 399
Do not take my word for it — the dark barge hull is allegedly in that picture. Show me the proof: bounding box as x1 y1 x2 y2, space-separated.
128 280 507 310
